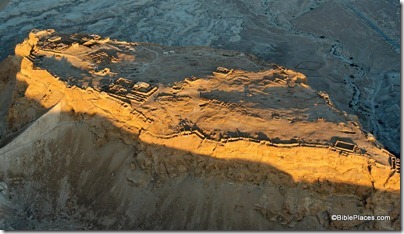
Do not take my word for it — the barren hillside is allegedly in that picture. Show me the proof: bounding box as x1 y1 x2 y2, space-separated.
0 30 400 231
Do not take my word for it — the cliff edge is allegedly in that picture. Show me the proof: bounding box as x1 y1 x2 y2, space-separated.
0 30 400 230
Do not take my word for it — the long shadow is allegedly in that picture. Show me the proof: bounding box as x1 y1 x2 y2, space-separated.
0 54 400 231
199 86 323 110
199 87 346 124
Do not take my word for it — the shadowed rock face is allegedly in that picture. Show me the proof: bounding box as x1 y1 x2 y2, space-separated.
0 31 400 231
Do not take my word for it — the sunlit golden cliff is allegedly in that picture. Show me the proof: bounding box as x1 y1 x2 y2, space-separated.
0 30 399 231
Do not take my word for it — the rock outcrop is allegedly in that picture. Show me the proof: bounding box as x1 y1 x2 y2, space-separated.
0 30 400 231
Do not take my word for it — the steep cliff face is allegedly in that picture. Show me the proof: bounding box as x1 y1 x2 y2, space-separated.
0 31 400 230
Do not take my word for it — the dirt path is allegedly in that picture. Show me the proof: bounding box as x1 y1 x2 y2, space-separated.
340 0 399 53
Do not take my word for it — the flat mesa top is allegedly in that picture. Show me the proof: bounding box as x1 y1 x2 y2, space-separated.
26 29 393 165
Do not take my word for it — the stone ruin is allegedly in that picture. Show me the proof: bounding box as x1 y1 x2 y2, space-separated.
213 66 233 76
104 77 157 104
389 156 400 173
318 91 334 107
334 140 356 153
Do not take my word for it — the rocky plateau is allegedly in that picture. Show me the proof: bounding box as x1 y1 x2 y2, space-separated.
0 0 400 231
0 29 400 231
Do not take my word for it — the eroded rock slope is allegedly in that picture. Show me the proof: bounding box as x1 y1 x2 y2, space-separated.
0 30 400 231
